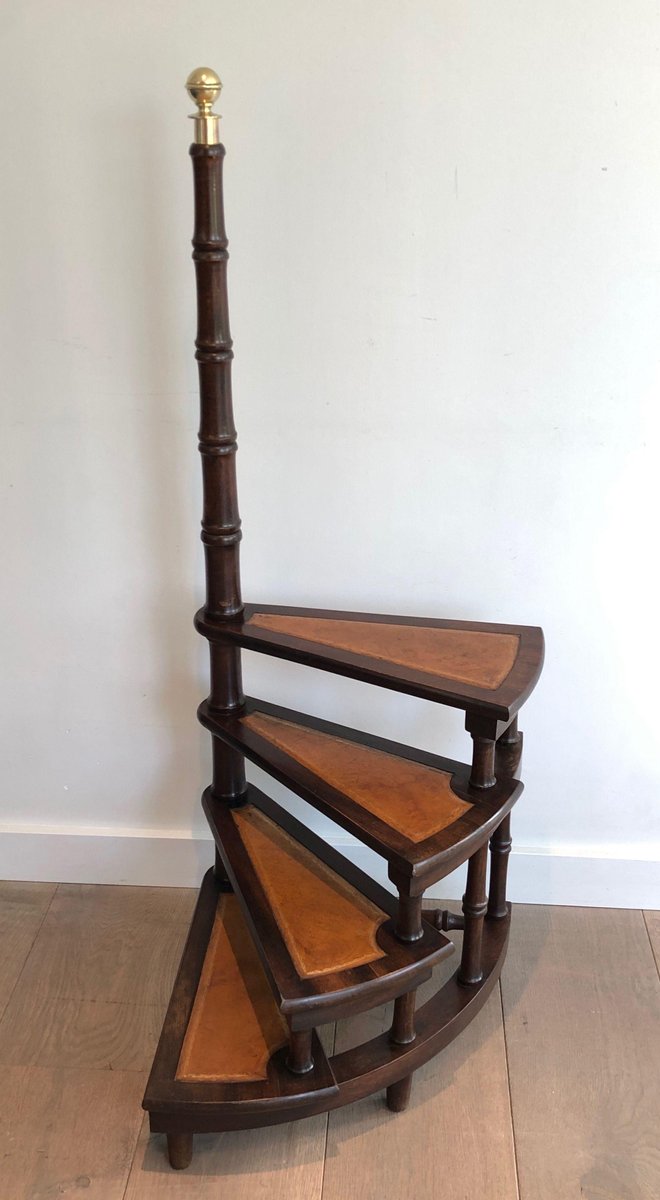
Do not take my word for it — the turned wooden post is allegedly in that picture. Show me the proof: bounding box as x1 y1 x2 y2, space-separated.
458 843 489 986
488 717 523 918
386 991 417 1112
189 70 246 808
286 1029 314 1074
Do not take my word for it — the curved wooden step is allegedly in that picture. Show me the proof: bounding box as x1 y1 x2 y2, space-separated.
144 867 510 1139
199 697 523 887
202 784 453 1028
143 869 338 1126
195 603 544 721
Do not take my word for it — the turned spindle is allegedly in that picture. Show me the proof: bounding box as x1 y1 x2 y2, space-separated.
386 991 417 1112
188 68 246 805
469 735 496 789
286 1029 314 1075
458 843 489 986
488 717 522 918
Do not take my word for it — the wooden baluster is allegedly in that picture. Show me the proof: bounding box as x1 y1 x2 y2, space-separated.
458 843 489 986
488 717 522 919
286 1028 314 1074
469 735 496 789
189 74 246 810
386 991 416 1112
388 869 424 942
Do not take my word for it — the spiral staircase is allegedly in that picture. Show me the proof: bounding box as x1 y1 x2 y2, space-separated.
142 69 544 1171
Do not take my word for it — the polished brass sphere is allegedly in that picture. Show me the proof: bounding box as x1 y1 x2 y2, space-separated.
186 67 222 114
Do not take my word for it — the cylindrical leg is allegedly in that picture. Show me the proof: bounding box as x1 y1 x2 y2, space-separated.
167 1133 193 1170
286 1029 314 1074
487 813 512 919
470 736 496 789
458 843 489 986
495 716 523 780
488 718 522 918
386 991 416 1111
394 892 423 942
390 991 416 1046
386 1075 413 1112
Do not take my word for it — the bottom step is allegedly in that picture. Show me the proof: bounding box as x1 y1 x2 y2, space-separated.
143 869 338 1128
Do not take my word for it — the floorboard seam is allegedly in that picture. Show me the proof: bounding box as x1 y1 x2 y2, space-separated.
319 1023 337 1200
642 911 660 980
0 885 58 1028
498 978 522 1200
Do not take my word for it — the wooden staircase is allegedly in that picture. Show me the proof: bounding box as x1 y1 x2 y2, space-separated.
143 68 545 1171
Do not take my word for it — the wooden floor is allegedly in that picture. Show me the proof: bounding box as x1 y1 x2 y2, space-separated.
0 881 658 1199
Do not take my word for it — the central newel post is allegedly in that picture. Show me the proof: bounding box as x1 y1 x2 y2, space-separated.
187 69 247 815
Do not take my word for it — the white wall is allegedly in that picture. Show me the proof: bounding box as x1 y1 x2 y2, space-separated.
1 1 659 906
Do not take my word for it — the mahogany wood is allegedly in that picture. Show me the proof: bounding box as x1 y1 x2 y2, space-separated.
167 1133 193 1170
202 784 453 1029
458 844 489 986
144 873 510 1137
488 718 522 918
198 696 523 887
196 604 544 721
143 100 544 1170
191 142 246 811
286 1030 314 1075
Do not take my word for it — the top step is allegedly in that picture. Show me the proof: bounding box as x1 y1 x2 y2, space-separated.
196 604 544 721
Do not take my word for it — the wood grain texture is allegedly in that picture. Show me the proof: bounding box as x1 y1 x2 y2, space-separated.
232 806 387 977
176 894 287 1082
0 1065 145 1199
0 993 165 1072
502 905 660 1200
248 613 519 689
644 910 660 977
323 973 518 1200
0 881 55 1018
16 883 195 1008
243 711 472 842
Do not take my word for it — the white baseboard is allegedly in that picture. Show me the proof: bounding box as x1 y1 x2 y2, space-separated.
0 825 658 909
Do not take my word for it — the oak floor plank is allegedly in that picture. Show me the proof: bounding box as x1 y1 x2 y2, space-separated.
502 905 660 1200
0 993 165 1072
0 881 56 1018
0 1065 145 1199
643 911 660 977
322 956 518 1200
16 884 195 1009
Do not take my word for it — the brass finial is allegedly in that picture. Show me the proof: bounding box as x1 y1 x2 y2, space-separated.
186 67 222 145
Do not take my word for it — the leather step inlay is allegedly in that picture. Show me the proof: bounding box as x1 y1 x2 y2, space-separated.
243 711 473 844
232 806 387 978
247 614 519 690
176 894 287 1082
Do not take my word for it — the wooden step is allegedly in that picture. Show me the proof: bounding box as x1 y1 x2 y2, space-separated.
195 603 544 720
199 697 523 888
202 784 453 1029
143 869 338 1126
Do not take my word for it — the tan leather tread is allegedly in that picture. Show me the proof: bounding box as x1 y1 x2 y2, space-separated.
247 614 519 690
243 711 472 844
176 894 287 1082
232 806 388 978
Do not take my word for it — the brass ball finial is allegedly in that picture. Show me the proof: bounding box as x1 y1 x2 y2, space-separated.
186 67 222 145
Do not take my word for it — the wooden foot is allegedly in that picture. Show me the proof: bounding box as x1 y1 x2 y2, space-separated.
386 1074 413 1112
167 1132 193 1170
